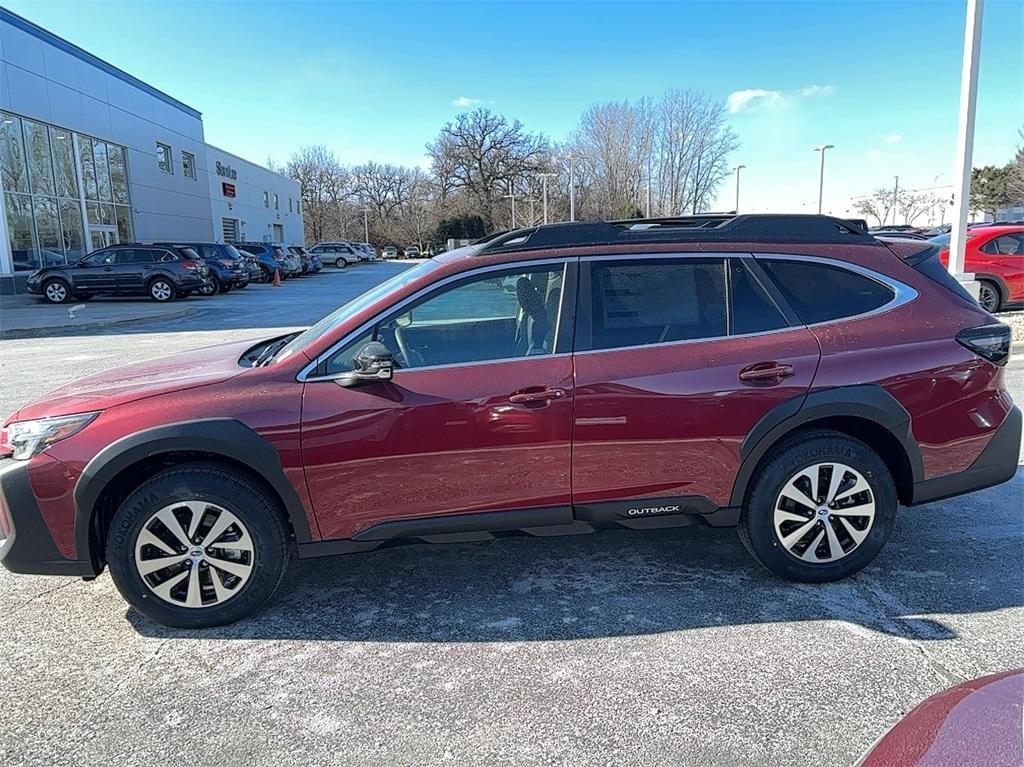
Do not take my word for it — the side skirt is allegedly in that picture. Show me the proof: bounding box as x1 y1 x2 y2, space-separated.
295 497 740 560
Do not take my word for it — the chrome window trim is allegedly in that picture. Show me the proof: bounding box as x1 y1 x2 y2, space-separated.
298 258 571 382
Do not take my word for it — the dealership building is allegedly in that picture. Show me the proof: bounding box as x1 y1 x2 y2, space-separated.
0 8 303 293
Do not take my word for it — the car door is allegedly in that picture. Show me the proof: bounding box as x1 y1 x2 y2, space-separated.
115 248 155 292
570 255 820 514
72 249 118 291
300 260 576 541
977 233 1024 302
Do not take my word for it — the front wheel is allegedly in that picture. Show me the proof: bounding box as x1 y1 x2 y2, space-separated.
106 463 289 628
42 279 72 304
738 430 897 583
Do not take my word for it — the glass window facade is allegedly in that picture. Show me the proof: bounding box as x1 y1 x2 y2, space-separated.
1 110 133 271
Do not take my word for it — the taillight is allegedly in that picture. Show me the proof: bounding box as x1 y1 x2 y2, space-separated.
956 324 1012 366
180 260 198 270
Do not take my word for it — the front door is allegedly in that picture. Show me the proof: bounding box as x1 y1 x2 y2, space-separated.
72 248 119 291
300 261 576 541
89 226 118 252
570 255 820 512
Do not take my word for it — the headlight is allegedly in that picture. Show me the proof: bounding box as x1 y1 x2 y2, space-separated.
5 412 100 460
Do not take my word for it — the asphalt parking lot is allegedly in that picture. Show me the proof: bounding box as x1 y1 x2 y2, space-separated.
0 262 1022 767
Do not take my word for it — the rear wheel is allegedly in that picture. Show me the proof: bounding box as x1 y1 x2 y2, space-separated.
978 279 1002 313
148 278 176 302
199 276 220 296
106 463 289 628
42 279 71 304
738 430 897 582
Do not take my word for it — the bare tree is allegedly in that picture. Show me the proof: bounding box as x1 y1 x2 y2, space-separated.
285 145 349 242
426 108 550 227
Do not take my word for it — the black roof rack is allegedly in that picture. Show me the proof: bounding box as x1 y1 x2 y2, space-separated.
475 214 875 255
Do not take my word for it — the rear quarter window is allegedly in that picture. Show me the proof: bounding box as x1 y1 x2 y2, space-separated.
760 259 895 324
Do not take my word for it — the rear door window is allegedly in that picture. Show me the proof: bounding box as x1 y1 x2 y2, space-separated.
759 259 895 324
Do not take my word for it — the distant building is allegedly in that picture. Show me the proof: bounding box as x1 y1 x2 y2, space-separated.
0 8 302 293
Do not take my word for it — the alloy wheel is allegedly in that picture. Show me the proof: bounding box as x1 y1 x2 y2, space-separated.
978 282 1000 313
151 281 173 301
773 462 875 563
45 282 68 303
134 501 255 608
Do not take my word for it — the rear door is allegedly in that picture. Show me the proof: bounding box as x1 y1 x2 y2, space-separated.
570 254 820 513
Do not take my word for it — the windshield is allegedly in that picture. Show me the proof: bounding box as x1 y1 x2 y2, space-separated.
271 259 441 364
225 244 245 260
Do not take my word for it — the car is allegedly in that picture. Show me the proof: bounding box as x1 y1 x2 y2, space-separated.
935 225 1024 313
1 214 1019 628
404 245 422 259
25 243 211 304
236 243 301 279
288 246 321 274
381 246 399 259
921 223 951 237
351 242 376 261
870 231 928 240
309 242 360 267
868 224 920 233
156 242 250 295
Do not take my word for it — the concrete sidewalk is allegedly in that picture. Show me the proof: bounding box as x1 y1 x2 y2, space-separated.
0 292 199 338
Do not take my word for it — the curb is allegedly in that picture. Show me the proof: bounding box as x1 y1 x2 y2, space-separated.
0 306 200 339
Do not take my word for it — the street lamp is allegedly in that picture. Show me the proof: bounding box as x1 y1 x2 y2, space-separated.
534 173 558 225
733 164 746 213
361 208 369 244
503 180 519 228
814 144 835 214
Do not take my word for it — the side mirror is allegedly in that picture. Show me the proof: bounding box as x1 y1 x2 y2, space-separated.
338 341 395 387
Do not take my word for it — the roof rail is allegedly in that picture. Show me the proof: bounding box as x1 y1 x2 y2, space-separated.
476 214 876 255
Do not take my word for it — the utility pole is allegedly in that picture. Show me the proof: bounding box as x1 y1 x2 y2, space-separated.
814 144 834 214
692 155 701 215
733 165 746 213
504 181 518 228
535 173 557 225
361 208 369 244
892 176 899 226
646 151 653 218
569 155 576 222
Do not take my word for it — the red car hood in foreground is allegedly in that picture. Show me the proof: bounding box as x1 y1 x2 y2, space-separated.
7 337 259 423
857 669 1023 767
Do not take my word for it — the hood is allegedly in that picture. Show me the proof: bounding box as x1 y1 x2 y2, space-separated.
7 337 260 423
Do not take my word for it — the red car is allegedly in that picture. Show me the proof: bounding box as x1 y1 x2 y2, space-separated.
934 225 1024 313
1 215 1019 628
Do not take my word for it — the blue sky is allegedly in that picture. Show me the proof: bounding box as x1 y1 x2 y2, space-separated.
7 0 1023 217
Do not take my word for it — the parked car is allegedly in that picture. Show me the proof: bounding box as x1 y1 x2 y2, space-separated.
288 246 321 274
2 214 1018 628
921 223 951 237
870 231 928 240
868 224 920 233
935 225 1024 313
404 245 422 259
25 243 210 304
356 243 378 260
381 246 399 259
156 242 250 295
236 243 301 279
310 242 360 267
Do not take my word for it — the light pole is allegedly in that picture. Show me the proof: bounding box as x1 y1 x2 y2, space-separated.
646 151 653 218
534 173 558 225
361 208 369 244
569 156 576 222
892 175 899 226
503 180 518 228
814 144 834 214
733 164 746 213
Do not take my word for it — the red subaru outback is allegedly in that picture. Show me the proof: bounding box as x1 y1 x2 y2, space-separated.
1 216 1019 628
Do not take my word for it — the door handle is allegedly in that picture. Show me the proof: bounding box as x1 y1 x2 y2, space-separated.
738 363 795 383
509 388 566 404
103 267 114 272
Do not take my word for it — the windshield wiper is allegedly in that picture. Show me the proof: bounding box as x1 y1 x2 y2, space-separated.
252 332 300 367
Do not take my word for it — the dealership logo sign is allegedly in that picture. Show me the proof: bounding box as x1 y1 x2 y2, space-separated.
215 161 238 180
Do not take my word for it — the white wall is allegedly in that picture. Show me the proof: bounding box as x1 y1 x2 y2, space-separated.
0 10 214 246
205 145 304 244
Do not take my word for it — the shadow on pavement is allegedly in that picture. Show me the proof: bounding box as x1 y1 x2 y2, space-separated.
128 469 1023 643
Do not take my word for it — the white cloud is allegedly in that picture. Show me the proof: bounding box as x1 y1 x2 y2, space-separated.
883 133 903 144
727 89 784 113
866 149 884 159
728 84 837 113
452 96 486 108
798 84 837 98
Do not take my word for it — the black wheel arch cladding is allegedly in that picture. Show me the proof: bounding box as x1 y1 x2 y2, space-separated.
74 418 313 569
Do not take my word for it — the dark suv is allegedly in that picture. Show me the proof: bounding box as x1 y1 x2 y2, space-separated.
2 215 1018 628
236 243 302 279
26 243 210 303
157 242 250 295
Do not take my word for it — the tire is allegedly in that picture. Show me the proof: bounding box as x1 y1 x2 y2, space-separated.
738 430 897 583
42 278 72 304
199 276 220 297
260 266 274 283
235 281 248 290
105 462 289 628
978 279 1002 313
148 277 177 302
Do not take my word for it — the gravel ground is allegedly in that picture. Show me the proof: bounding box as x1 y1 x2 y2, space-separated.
0 264 1021 767
1001 309 1024 342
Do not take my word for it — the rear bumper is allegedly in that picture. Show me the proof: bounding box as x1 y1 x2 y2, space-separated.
910 405 1021 505
0 459 97 577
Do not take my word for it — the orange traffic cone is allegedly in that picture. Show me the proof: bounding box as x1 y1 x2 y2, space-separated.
272 269 282 287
